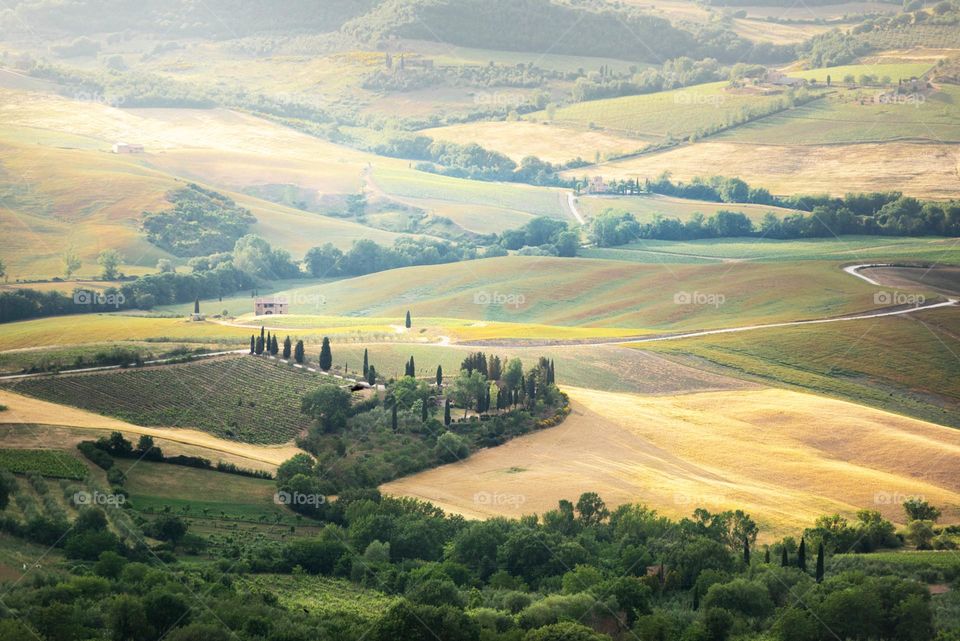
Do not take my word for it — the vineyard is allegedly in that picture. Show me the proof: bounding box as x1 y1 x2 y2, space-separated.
237 574 399 622
6 356 320 443
0 449 87 480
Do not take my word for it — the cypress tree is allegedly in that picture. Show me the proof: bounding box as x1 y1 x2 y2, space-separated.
283 336 292 359
249 335 255 354
255 335 264 355
270 335 279 355
764 547 770 564
319 337 332 371
391 401 398 431
367 365 377 386
421 397 428 422
816 542 825 583
294 340 305 364
194 297 200 314
692 585 699 610
743 538 750 565
266 331 271 353
408 356 415 377
798 538 807 572
436 365 443 389
405 310 411 328
260 326 265 344
362 349 369 377
444 398 451 425
781 547 788 568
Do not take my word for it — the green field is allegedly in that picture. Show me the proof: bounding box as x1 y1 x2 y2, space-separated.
5 356 320 443
717 84 960 144
584 236 960 264
237 574 399 621
528 81 805 139
274 255 892 331
640 306 960 428
124 461 288 521
0 448 88 479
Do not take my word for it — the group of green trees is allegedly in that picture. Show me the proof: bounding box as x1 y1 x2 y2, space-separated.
287 349 565 494
3 483 945 641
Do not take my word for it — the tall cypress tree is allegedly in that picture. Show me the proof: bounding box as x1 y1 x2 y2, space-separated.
391 401 398 431
270 335 279 355
764 547 770 564
421 397 428 422
249 335 255 354
743 538 750 565
444 398 451 425
255 335 264 355
436 365 443 389
282 336 292 359
815 542 825 583
798 538 807 572
367 365 377 386
294 340 305 364
319 337 332 371
362 349 369 377
405 310 411 328
781 547 788 568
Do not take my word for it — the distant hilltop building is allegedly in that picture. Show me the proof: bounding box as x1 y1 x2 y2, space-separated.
112 142 144 154
255 297 288 315
588 176 607 194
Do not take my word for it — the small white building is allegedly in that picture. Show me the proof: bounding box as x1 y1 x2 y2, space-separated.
112 142 144 154
255 297 289 315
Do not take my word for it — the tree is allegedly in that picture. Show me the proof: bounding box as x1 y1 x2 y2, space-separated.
452 370 487 418
0 474 10 511
62 247 81 278
797 537 807 572
435 432 469 462
503 358 524 394
319 337 333 371
97 249 122 280
301 385 352 433
109 595 153 641
815 542 824 583
270 335 279 356
249 335 255 354
903 498 941 522
444 398 451 425
363 349 369 377
391 401 398 431
367 365 377 386
743 537 750 565
436 365 443 388
781 547 788 567
575 492 609 526
283 336 292 359
294 340 305 364
405 310 412 328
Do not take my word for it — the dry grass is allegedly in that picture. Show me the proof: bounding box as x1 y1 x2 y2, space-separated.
0 389 301 468
580 141 960 199
383 386 960 538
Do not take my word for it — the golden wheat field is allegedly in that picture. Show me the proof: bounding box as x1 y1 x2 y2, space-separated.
382 386 960 538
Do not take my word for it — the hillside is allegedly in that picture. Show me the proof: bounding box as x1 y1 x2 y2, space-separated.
4 355 320 443
383 385 960 537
